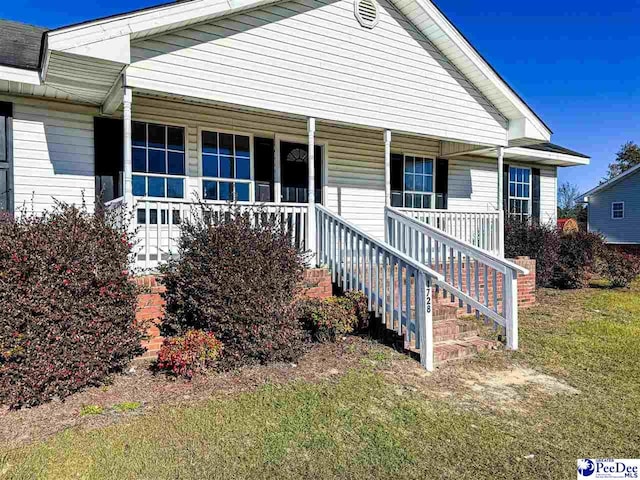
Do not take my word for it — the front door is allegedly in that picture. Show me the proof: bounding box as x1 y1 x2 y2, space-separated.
280 141 323 204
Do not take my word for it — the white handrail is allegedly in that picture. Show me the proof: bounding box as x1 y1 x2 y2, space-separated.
399 207 501 255
316 204 440 371
389 208 527 276
385 206 521 350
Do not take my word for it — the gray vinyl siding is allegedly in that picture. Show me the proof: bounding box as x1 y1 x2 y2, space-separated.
127 0 508 146
588 172 640 244
0 95 97 213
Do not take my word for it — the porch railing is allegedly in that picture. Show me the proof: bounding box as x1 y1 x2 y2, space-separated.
398 207 501 256
385 207 527 350
107 200 309 271
316 204 443 371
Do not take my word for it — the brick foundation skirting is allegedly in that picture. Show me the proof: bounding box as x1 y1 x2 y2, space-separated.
133 260 534 359
134 268 333 359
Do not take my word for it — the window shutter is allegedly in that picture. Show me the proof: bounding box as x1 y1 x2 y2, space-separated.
435 158 448 209
254 137 274 202
94 117 124 204
390 153 403 191
503 163 509 213
0 101 13 213
532 167 541 222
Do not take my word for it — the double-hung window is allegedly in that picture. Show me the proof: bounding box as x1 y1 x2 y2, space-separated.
201 131 252 202
611 202 624 219
131 122 185 198
391 155 434 209
508 166 531 221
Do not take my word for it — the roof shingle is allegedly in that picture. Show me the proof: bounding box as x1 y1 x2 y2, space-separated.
0 19 47 70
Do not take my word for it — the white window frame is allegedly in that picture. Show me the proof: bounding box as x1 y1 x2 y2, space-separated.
508 165 532 220
198 127 255 203
391 152 435 209
611 201 625 220
131 119 188 201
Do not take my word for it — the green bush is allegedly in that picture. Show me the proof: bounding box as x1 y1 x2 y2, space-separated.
297 291 369 342
160 204 307 369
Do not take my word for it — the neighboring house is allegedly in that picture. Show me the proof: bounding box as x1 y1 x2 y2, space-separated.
580 164 640 244
0 0 592 370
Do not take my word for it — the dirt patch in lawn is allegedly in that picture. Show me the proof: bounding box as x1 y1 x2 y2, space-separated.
459 367 580 411
0 337 409 449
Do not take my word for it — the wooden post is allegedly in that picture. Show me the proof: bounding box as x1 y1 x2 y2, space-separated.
123 87 133 207
417 272 434 371
307 118 316 265
274 138 281 203
384 129 391 207
504 269 518 350
497 146 505 258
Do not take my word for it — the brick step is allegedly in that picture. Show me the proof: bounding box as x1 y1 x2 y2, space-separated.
433 318 481 342
434 337 498 364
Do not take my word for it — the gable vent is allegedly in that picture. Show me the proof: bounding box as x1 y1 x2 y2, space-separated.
354 0 379 29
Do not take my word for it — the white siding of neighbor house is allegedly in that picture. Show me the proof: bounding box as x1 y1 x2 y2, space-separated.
0 95 97 213
126 0 508 146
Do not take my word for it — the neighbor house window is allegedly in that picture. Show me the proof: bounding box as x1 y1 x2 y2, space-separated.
508 166 531 221
131 122 185 198
201 131 252 202
390 155 434 208
612 202 624 219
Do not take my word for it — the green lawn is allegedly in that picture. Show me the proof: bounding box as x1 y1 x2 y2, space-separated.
3 282 640 479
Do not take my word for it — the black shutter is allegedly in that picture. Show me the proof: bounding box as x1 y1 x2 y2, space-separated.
94 117 124 205
254 137 274 202
0 101 13 213
532 167 541 223
435 158 448 209
390 153 403 207
503 163 509 213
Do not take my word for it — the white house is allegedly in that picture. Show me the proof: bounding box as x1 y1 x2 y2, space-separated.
0 0 590 369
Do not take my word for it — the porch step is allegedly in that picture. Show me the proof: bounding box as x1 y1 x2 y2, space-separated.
433 318 481 342
434 337 497 363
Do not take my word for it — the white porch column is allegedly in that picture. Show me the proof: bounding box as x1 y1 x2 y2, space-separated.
497 146 505 257
123 87 133 207
307 118 317 265
384 129 391 207
274 139 281 203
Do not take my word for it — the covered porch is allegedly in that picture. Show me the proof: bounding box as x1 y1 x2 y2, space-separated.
101 90 514 270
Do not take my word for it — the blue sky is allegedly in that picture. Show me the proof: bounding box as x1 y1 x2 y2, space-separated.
1 0 638 193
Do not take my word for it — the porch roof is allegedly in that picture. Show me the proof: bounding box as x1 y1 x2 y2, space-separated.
460 142 590 167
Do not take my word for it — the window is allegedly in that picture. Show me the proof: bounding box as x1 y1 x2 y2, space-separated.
201 131 252 202
131 122 185 198
612 202 624 219
390 155 434 209
508 166 531 221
